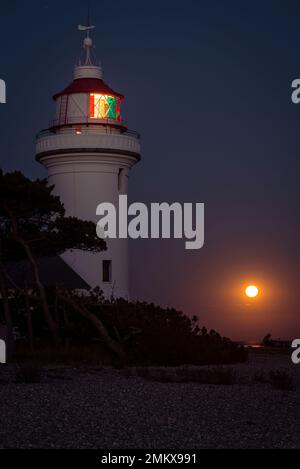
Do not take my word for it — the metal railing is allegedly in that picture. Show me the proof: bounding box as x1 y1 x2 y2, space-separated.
36 126 141 140
49 116 127 128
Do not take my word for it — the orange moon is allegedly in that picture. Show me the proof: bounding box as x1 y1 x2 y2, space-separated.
245 285 259 298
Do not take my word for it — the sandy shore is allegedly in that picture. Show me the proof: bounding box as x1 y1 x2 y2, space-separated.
0 351 299 449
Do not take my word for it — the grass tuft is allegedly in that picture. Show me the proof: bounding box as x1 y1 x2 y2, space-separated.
131 366 237 385
15 365 42 384
269 370 294 391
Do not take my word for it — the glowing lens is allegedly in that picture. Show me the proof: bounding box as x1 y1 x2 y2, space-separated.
90 94 121 120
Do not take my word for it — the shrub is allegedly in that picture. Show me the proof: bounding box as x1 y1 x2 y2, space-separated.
205 367 236 385
15 364 41 383
269 370 294 391
132 366 237 385
11 289 249 367
181 367 236 385
96 299 248 367
253 370 268 383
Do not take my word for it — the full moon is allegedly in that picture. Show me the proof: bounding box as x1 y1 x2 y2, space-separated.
245 285 259 298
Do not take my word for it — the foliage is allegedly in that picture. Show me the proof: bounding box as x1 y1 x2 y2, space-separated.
0 169 106 345
94 297 247 366
269 370 294 391
262 333 272 347
8 289 248 367
15 364 42 384
0 169 248 367
253 370 268 383
132 366 237 384
0 170 106 261
253 369 294 390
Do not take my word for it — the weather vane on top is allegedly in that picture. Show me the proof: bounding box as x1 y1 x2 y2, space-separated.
78 0 95 32
78 24 96 33
77 2 96 65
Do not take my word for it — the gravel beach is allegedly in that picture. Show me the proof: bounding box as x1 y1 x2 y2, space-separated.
0 351 299 449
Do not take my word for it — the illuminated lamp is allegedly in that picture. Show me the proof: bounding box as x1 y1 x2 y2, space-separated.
90 93 121 121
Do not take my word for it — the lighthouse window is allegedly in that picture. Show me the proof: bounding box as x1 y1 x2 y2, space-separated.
103 260 112 283
90 94 121 121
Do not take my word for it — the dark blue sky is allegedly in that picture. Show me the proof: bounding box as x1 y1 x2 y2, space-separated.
1 0 300 339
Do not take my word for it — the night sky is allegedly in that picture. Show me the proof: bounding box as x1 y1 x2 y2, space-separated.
1 0 300 340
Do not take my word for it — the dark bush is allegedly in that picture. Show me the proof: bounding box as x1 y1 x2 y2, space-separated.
90 299 248 367
179 367 236 385
253 370 268 383
269 370 294 391
133 366 237 385
15 365 41 383
10 288 248 367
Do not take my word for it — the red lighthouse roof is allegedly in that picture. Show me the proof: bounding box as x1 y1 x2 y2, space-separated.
53 78 124 101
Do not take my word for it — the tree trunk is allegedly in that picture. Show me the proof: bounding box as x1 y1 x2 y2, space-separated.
19 239 60 345
24 290 34 351
3 206 60 345
11 234 59 344
58 291 127 363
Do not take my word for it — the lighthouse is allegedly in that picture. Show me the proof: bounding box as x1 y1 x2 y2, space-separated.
36 25 141 298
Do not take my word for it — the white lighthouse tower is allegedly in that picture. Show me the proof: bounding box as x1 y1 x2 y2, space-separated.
36 25 141 298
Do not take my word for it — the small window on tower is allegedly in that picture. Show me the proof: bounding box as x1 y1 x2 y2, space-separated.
103 260 112 283
90 93 121 121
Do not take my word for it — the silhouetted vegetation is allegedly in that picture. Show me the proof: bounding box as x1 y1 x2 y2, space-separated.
253 369 294 391
261 333 291 350
262 333 272 347
15 364 41 384
0 170 247 367
269 370 294 391
253 370 268 384
130 366 237 385
2 288 247 367
0 170 105 347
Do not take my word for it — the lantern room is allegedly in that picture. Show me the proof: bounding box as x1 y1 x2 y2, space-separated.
50 30 125 132
52 77 124 130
